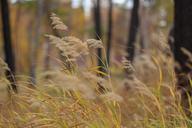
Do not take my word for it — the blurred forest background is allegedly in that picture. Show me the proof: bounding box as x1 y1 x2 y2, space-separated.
0 0 173 76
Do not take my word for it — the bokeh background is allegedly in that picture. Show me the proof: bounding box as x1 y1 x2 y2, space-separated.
0 0 173 75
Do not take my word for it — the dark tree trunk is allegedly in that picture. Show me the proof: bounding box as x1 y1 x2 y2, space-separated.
0 0 17 92
93 0 109 93
173 0 192 114
126 0 139 62
93 0 103 73
106 0 113 66
174 0 192 74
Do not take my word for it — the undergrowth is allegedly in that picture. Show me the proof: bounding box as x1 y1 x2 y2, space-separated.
0 13 192 128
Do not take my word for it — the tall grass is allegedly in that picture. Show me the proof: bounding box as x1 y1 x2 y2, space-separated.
0 13 192 128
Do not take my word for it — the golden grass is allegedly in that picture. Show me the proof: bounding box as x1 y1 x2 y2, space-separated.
0 14 192 128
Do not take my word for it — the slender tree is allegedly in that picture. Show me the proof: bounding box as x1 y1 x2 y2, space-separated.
0 0 17 92
93 0 109 93
43 0 52 71
93 0 103 72
14 0 22 73
30 0 44 84
139 2 150 53
106 0 113 66
173 0 192 113
126 0 140 62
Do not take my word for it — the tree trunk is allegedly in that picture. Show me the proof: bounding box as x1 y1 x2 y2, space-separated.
30 0 44 85
93 0 103 73
93 0 109 93
173 0 192 114
43 0 52 72
106 0 113 66
139 4 150 53
14 0 21 74
126 0 140 62
0 0 17 92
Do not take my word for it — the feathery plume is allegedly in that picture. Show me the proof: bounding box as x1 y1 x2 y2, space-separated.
50 13 68 31
122 57 135 74
86 39 103 49
46 35 89 62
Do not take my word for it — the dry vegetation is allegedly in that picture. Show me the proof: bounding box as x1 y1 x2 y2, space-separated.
0 13 192 128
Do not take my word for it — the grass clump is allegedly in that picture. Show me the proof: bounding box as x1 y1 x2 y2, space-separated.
0 13 192 128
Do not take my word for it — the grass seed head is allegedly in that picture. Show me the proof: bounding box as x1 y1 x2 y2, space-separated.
86 39 103 49
50 13 68 31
